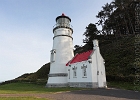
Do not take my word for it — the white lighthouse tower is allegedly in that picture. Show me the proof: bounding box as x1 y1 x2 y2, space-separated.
46 14 74 87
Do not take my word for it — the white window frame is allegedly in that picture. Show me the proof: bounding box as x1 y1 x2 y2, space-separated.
72 66 77 78
81 64 87 78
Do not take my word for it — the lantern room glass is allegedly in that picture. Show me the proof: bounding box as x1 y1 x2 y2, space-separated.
56 18 70 27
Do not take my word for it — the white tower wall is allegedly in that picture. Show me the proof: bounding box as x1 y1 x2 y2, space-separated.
49 28 74 74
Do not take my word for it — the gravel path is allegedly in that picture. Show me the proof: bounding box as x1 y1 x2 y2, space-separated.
0 88 140 100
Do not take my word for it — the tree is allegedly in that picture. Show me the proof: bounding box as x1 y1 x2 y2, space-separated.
83 23 99 43
96 0 139 36
96 2 115 35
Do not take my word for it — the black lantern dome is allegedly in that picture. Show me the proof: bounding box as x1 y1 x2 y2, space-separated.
53 13 73 33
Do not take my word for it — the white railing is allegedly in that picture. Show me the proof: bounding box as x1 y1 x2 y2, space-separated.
53 23 73 29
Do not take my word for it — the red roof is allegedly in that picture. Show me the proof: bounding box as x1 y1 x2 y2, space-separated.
62 13 65 16
66 50 93 66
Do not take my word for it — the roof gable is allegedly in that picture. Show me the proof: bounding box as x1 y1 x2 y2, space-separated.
66 50 93 66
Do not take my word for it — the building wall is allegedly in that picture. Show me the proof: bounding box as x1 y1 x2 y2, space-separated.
99 55 107 87
50 28 73 73
67 50 107 88
92 47 107 88
67 60 98 88
47 27 74 87
90 53 98 86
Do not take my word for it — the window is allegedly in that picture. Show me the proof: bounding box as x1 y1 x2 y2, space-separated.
81 64 87 77
50 49 56 62
68 69 70 79
72 66 77 78
74 70 76 77
83 68 87 76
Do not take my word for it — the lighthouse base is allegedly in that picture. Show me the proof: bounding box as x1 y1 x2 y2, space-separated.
46 73 68 87
46 83 68 87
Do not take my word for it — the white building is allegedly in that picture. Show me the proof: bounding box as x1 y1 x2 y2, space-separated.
46 14 107 88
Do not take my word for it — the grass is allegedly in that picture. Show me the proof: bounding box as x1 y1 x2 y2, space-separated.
0 82 82 94
107 81 140 91
0 81 139 100
1 82 139 94
0 97 48 100
0 82 82 99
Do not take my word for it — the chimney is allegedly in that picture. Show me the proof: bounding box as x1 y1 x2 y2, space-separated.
93 39 100 53
93 39 99 47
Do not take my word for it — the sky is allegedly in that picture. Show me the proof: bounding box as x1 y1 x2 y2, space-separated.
0 0 113 82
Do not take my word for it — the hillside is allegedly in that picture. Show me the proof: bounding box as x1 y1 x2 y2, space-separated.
14 63 50 83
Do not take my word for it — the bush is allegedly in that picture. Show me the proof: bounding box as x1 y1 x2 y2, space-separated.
107 75 135 83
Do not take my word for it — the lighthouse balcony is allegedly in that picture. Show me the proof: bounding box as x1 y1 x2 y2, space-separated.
53 23 73 33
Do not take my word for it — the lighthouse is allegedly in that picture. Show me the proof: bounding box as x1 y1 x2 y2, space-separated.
46 14 74 87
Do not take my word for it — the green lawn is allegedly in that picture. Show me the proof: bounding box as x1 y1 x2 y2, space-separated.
0 82 82 99
0 97 47 100
0 82 82 94
0 82 139 100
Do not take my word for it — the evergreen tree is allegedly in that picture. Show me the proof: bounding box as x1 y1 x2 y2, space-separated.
96 0 139 36
83 23 99 43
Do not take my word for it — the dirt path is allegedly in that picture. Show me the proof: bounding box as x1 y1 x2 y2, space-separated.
0 88 140 100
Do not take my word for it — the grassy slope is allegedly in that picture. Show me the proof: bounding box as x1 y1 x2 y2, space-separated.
15 63 50 82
